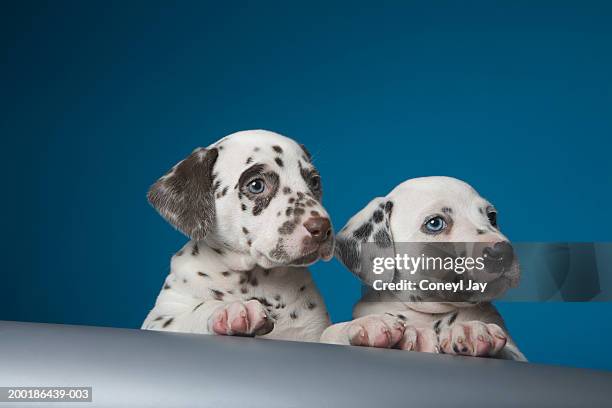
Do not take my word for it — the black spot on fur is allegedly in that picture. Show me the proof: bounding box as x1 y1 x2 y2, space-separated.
240 287 248 294
442 207 452 214
447 312 458 326
279 220 296 235
221 271 230 277
290 311 298 319
213 248 223 255
452 343 461 354
384 201 394 214
175 250 184 257
163 318 174 328
306 301 316 310
191 244 199 256
433 319 442 334
275 157 284 167
249 296 272 307
241 203 247 211
242 227 249 234
274 294 281 301
163 283 171 290
283 186 292 194
193 302 204 311
373 229 392 248
246 157 253 165
197 271 208 278
272 145 283 153
211 289 224 300
299 285 306 292
372 210 384 223
353 222 373 240
476 229 486 235
310 210 319 216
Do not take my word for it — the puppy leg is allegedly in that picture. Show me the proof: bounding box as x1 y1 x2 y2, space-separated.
433 308 527 361
207 300 274 336
320 314 435 352
143 297 274 337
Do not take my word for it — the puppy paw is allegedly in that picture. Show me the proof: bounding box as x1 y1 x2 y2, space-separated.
208 300 274 337
346 314 406 348
439 321 507 357
397 326 438 353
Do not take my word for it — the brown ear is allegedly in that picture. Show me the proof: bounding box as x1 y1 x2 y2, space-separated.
147 147 219 240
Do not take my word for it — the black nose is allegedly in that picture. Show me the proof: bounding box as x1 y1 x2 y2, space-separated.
303 217 332 244
483 241 514 266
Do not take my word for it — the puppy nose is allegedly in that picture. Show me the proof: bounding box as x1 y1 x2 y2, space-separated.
483 241 514 265
303 217 332 243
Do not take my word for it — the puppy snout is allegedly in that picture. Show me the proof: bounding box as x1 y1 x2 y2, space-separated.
483 241 514 267
303 217 332 244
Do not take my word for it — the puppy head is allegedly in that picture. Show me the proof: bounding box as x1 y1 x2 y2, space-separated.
336 176 519 303
148 130 334 269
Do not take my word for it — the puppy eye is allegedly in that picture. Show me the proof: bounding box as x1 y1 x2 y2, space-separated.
309 175 321 190
424 216 447 234
487 210 498 227
247 179 266 194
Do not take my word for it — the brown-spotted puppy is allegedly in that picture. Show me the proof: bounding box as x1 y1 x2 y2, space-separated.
142 130 334 342
321 177 526 360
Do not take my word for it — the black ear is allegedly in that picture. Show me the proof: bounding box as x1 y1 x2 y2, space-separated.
148 147 219 240
335 197 396 286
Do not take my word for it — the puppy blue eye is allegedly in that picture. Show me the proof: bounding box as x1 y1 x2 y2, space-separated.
424 216 447 233
247 179 266 194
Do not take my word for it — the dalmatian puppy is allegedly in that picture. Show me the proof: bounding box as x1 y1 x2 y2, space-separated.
142 130 334 342
321 177 526 361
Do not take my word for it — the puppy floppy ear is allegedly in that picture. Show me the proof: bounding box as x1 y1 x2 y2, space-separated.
335 197 396 286
148 147 219 241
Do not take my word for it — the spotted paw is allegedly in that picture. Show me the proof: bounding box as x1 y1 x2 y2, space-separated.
439 321 507 357
208 300 274 336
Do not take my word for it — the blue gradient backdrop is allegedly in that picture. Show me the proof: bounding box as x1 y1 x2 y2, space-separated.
1 1 611 370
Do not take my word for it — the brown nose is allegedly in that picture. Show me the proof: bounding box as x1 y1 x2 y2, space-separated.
303 217 332 243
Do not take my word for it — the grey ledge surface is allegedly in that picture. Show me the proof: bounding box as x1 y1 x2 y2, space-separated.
0 320 611 407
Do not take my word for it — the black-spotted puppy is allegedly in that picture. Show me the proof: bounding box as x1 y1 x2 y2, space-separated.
142 130 334 342
321 177 526 360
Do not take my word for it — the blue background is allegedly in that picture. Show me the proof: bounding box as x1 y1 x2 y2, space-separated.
1 1 611 370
